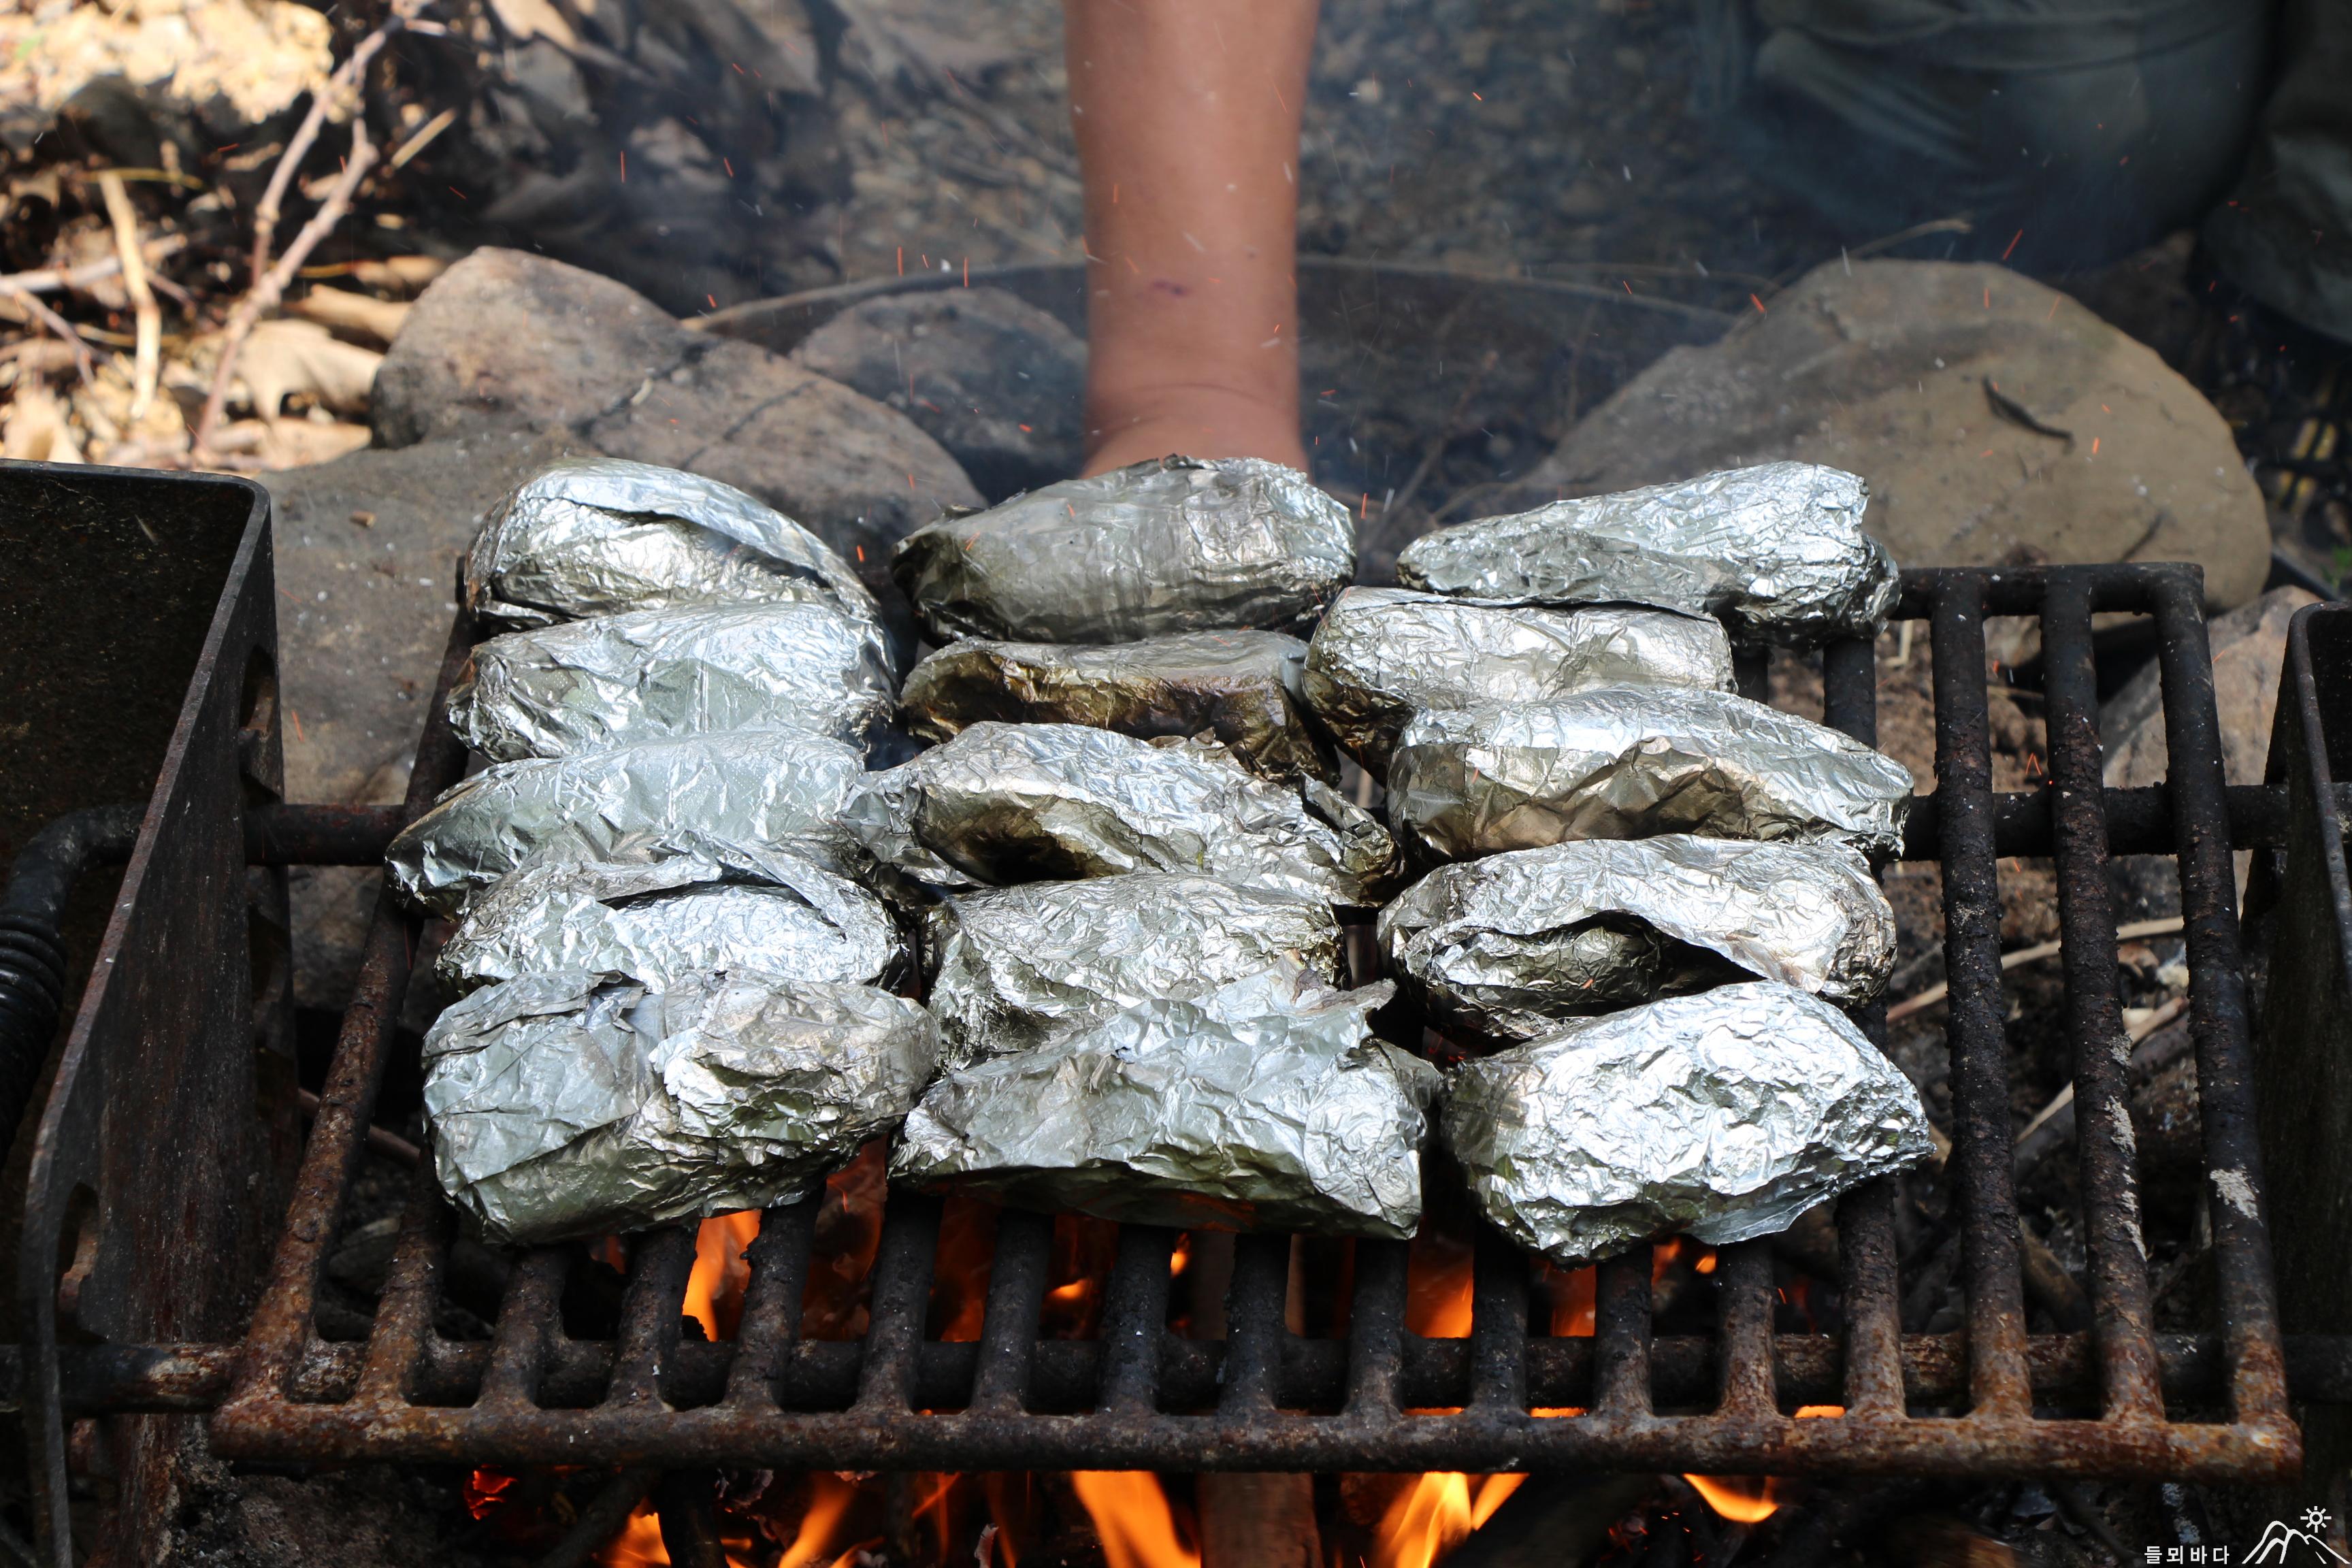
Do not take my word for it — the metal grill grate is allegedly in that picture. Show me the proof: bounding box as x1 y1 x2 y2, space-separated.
188 562 2298 1482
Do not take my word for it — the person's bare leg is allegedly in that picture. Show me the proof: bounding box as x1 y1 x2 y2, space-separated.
1066 0 1319 475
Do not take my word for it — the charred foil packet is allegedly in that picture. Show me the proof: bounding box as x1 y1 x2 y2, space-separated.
1301 588 1733 778
1443 981 1932 1267
892 971 1438 1238
890 456 1355 644
464 457 883 641
436 851 904 995
1379 836 1895 1042
1386 687 1913 862
1396 462 1896 645
425 970 938 1245
448 600 896 762
846 721 1401 907
922 872 1341 1065
387 730 869 917
900 630 1335 783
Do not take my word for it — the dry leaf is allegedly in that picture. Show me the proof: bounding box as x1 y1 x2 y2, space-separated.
487 0 579 48
345 256 449 293
291 286 413 346
3 383 85 464
235 318 384 419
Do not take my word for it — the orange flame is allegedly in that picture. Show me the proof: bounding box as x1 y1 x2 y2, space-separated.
1071 1471 1200 1568
1372 1473 1526 1568
777 1474 866 1568
1682 1475 1781 1524
683 1211 762 1341
598 1505 669 1567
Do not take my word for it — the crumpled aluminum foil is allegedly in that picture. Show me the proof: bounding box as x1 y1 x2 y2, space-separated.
847 723 1392 907
1386 687 1914 862
436 850 904 994
425 970 939 1245
889 456 1356 644
900 630 1335 783
463 456 884 644
448 601 896 762
1379 836 1895 1041
923 872 1341 1065
1395 462 1897 646
892 970 1439 1237
845 721 1402 908
1301 588 1735 779
387 730 870 917
1442 981 1933 1266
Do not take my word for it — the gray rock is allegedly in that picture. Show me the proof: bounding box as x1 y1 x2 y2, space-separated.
791 288 1086 500
265 428 583 1010
371 248 983 641
1501 259 2272 611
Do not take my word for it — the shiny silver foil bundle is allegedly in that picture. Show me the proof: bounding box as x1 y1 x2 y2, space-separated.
1386 687 1913 862
923 873 1341 1065
387 730 870 917
1395 462 1897 645
1301 588 1734 778
448 601 896 762
425 970 939 1245
892 971 1438 1237
436 851 904 994
900 630 1335 783
1379 836 1895 1041
845 722 1401 908
889 456 1356 644
1443 981 1933 1267
464 456 883 640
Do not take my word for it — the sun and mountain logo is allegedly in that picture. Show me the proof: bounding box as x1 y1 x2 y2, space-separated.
2246 1510 2351 1565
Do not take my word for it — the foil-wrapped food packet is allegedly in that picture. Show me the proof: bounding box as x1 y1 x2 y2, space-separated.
890 456 1356 644
1379 836 1895 1042
1395 462 1897 645
846 721 1401 907
892 971 1438 1238
1443 981 1932 1267
900 630 1335 783
436 851 904 994
1386 687 1913 862
387 730 870 917
463 456 883 641
425 970 938 1245
448 601 896 762
923 872 1341 1065
1301 588 1734 778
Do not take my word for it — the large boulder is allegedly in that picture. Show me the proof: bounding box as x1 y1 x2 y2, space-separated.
370 248 983 627
791 288 1088 500
1505 259 2271 610
265 427 582 1010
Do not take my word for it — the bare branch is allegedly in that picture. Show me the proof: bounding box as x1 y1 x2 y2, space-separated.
195 115 380 458
96 172 159 419
248 23 397 286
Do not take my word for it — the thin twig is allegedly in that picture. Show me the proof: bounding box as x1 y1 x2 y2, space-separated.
196 114 380 457
1884 915 2185 1023
96 171 159 419
0 234 186 297
249 22 399 286
0 280 96 385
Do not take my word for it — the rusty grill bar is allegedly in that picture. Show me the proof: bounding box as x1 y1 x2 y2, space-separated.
112 563 2292 1482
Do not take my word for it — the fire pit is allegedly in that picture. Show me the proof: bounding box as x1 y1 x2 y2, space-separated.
2 459 2347 1565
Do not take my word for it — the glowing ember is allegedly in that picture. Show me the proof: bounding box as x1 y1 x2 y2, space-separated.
1071 1471 1200 1568
1795 1405 1844 1418
1682 1474 1782 1524
462 1468 515 1520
